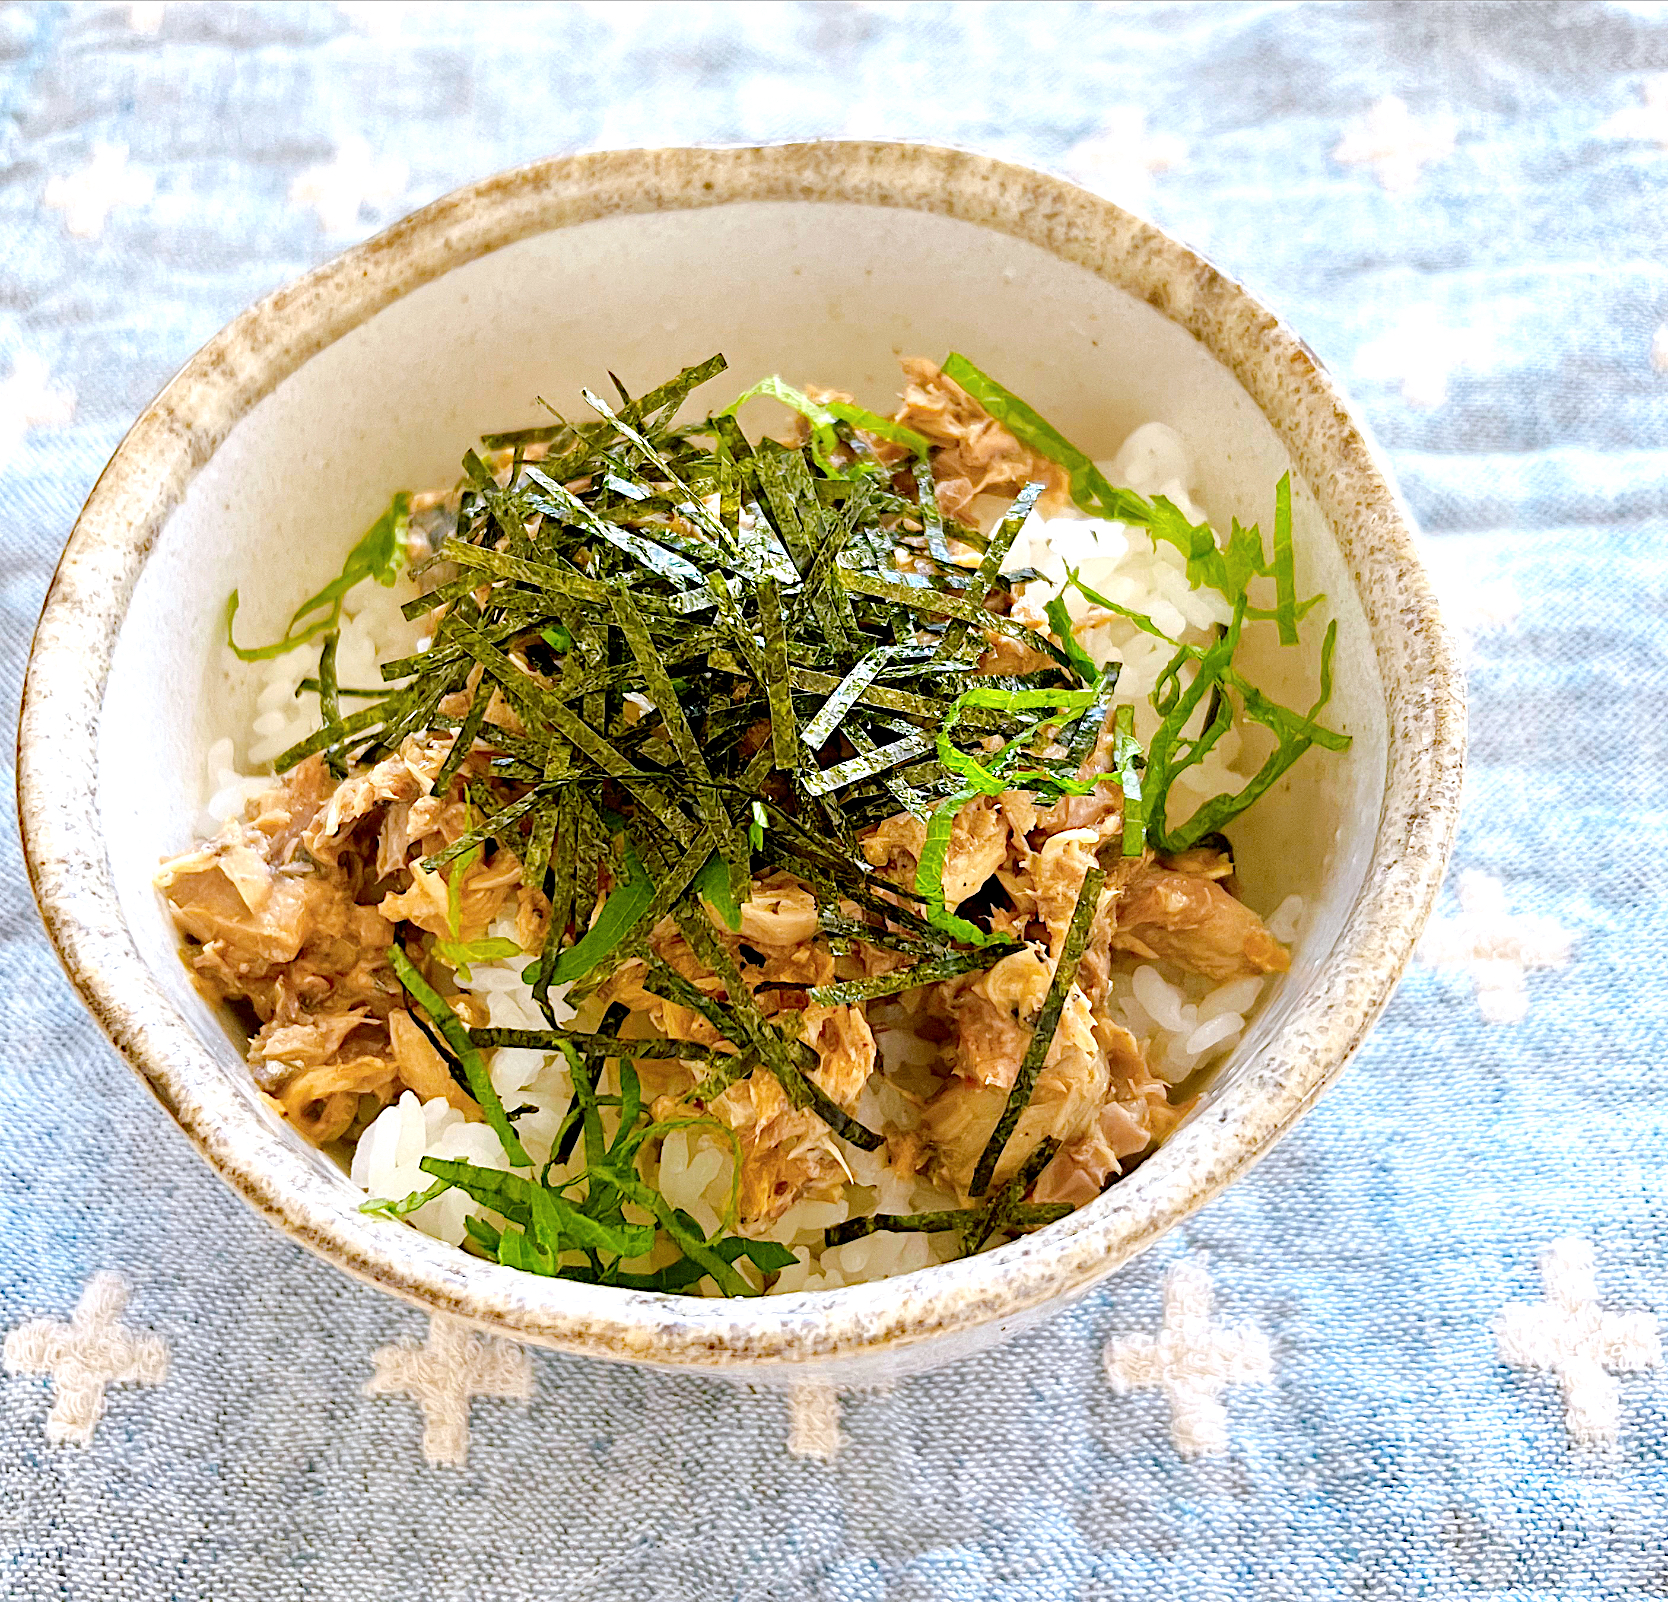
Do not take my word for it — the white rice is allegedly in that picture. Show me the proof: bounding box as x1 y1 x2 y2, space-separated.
202 419 1302 1294
200 576 425 833
994 422 1246 800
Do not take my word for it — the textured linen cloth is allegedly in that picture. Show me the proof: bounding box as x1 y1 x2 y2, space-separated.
3 3 1667 1597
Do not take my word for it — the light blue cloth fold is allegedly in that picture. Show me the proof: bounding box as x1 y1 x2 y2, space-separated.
3 4 1666 1597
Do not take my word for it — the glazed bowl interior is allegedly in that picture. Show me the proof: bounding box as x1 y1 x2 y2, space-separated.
24 146 1460 1382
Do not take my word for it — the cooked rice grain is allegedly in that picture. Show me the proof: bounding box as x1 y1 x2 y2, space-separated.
200 417 1295 1295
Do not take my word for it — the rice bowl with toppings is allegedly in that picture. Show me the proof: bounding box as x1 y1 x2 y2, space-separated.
154 352 1349 1300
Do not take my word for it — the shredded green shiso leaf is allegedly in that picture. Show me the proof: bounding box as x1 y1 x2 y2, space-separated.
236 351 1348 1294
227 493 409 662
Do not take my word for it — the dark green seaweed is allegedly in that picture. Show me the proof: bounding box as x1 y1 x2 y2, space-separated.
238 350 1349 1297
968 868 1105 1197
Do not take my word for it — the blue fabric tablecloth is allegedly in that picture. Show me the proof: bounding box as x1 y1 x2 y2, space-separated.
4 4 1667 1597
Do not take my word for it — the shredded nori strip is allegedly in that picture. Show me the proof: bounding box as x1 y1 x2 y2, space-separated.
756 576 799 770
270 703 385 773
823 1202 1070 1247
932 481 1041 664
968 867 1105 1197
824 1141 1069 1252
470 1026 742 1073
239 350 1349 1295
800 729 932 797
835 564 1070 668
316 629 346 778
669 907 883 1150
808 941 1023 1006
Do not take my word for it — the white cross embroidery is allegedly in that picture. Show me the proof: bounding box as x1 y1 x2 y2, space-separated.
1496 1239 1661 1446
43 142 156 239
0 352 75 474
289 135 410 236
1060 108 1187 212
4 1273 168 1446
1333 95 1456 193
1417 868 1573 1024
786 1380 843 1461
365 1313 531 1467
1355 305 1494 410
1104 1259 1271 1458
1598 74 1668 148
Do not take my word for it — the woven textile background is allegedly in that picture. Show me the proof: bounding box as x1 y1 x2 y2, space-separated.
4 3 1668 1597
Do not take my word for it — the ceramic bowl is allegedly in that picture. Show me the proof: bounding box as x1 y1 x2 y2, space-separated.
18 142 1463 1384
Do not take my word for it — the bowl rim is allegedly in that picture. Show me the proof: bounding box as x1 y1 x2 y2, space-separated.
17 140 1464 1370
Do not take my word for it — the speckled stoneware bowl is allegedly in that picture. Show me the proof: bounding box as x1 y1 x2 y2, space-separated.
19 142 1463 1384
